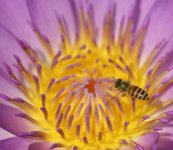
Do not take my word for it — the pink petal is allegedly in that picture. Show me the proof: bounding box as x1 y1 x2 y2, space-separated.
0 103 37 136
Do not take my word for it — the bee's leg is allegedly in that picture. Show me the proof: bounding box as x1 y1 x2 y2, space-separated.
110 84 114 91
121 92 126 97
106 91 121 106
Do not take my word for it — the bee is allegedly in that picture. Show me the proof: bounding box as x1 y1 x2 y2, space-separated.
110 78 149 100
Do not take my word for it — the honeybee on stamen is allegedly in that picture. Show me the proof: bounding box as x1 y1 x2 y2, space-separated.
110 77 149 100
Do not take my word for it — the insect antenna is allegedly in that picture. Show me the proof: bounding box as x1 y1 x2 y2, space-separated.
110 85 114 91
126 65 135 81
109 76 116 91
112 76 116 81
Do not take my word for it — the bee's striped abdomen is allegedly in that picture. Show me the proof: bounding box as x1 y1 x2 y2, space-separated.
129 85 138 96
129 85 149 100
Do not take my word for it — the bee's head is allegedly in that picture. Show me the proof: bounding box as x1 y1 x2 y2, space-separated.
115 78 122 88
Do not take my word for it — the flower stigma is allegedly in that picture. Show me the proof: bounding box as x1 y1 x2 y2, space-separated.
1 1 173 150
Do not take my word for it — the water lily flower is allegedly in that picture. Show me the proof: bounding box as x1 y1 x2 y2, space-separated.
1 0 173 150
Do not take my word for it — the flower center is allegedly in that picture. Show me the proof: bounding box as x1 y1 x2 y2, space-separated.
84 80 96 94
1 2 173 150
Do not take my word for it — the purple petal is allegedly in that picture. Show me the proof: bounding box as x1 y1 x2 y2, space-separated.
0 103 37 136
134 132 159 149
0 26 27 65
91 0 137 40
135 0 155 30
26 0 76 49
157 138 173 149
0 76 26 106
28 142 52 150
120 145 135 150
142 0 173 63
0 0 42 51
0 127 14 140
0 137 32 150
